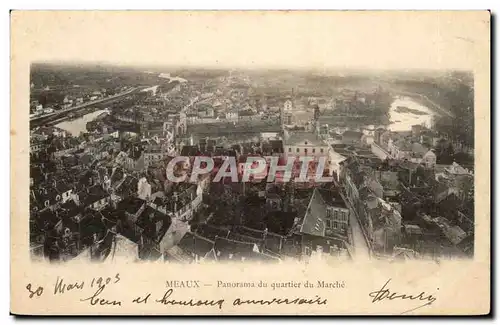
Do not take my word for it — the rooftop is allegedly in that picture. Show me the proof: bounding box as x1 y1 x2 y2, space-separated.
285 132 325 147
300 188 327 237
317 188 347 209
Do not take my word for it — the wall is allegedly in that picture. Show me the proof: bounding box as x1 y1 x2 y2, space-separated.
284 145 329 158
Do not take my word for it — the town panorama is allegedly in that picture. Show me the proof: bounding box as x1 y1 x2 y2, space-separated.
29 63 475 263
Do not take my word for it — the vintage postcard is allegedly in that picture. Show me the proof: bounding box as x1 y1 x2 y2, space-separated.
11 11 490 315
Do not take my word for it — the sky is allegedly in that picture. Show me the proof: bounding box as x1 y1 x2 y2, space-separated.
12 11 489 71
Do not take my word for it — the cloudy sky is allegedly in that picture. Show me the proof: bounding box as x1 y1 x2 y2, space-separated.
12 11 489 70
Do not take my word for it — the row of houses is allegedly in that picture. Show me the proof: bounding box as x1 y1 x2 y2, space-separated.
166 186 352 264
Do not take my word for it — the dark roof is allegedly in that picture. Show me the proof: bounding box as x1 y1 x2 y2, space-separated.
60 199 79 211
80 185 109 207
181 145 198 156
213 237 257 260
37 208 60 228
110 167 124 185
116 175 138 196
270 140 284 154
135 206 171 242
55 181 71 194
437 193 462 215
116 197 146 215
129 146 143 160
79 215 107 242
342 130 363 140
80 153 93 165
227 231 262 245
32 187 59 207
177 232 214 257
193 223 230 241
213 237 280 262
152 196 164 207
233 226 284 253
317 189 347 209
260 141 271 150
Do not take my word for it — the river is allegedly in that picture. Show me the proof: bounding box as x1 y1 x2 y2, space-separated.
158 73 188 83
388 96 435 132
56 95 434 138
55 109 108 136
141 85 159 95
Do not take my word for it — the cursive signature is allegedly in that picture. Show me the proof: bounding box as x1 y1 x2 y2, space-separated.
369 278 437 314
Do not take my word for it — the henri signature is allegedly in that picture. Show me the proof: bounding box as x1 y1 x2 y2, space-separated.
369 278 438 314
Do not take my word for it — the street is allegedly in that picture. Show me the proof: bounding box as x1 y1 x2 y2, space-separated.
348 206 371 261
336 184 371 261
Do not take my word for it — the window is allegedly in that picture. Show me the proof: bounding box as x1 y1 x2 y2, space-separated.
304 148 308 154
320 148 324 153
312 148 316 153
296 148 299 153
333 221 339 229
288 148 292 152
326 219 332 229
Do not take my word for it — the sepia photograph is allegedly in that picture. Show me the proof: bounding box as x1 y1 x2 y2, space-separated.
11 10 490 315
28 64 475 264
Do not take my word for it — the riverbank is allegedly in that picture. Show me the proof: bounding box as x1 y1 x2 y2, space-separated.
56 109 108 136
389 88 454 118
388 97 435 131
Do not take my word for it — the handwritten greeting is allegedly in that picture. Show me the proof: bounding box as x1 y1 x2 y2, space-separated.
24 275 437 313
24 274 343 310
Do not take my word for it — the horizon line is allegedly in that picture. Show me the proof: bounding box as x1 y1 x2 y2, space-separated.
30 60 473 74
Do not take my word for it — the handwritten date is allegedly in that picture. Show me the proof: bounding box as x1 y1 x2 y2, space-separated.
54 273 121 295
26 284 44 298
